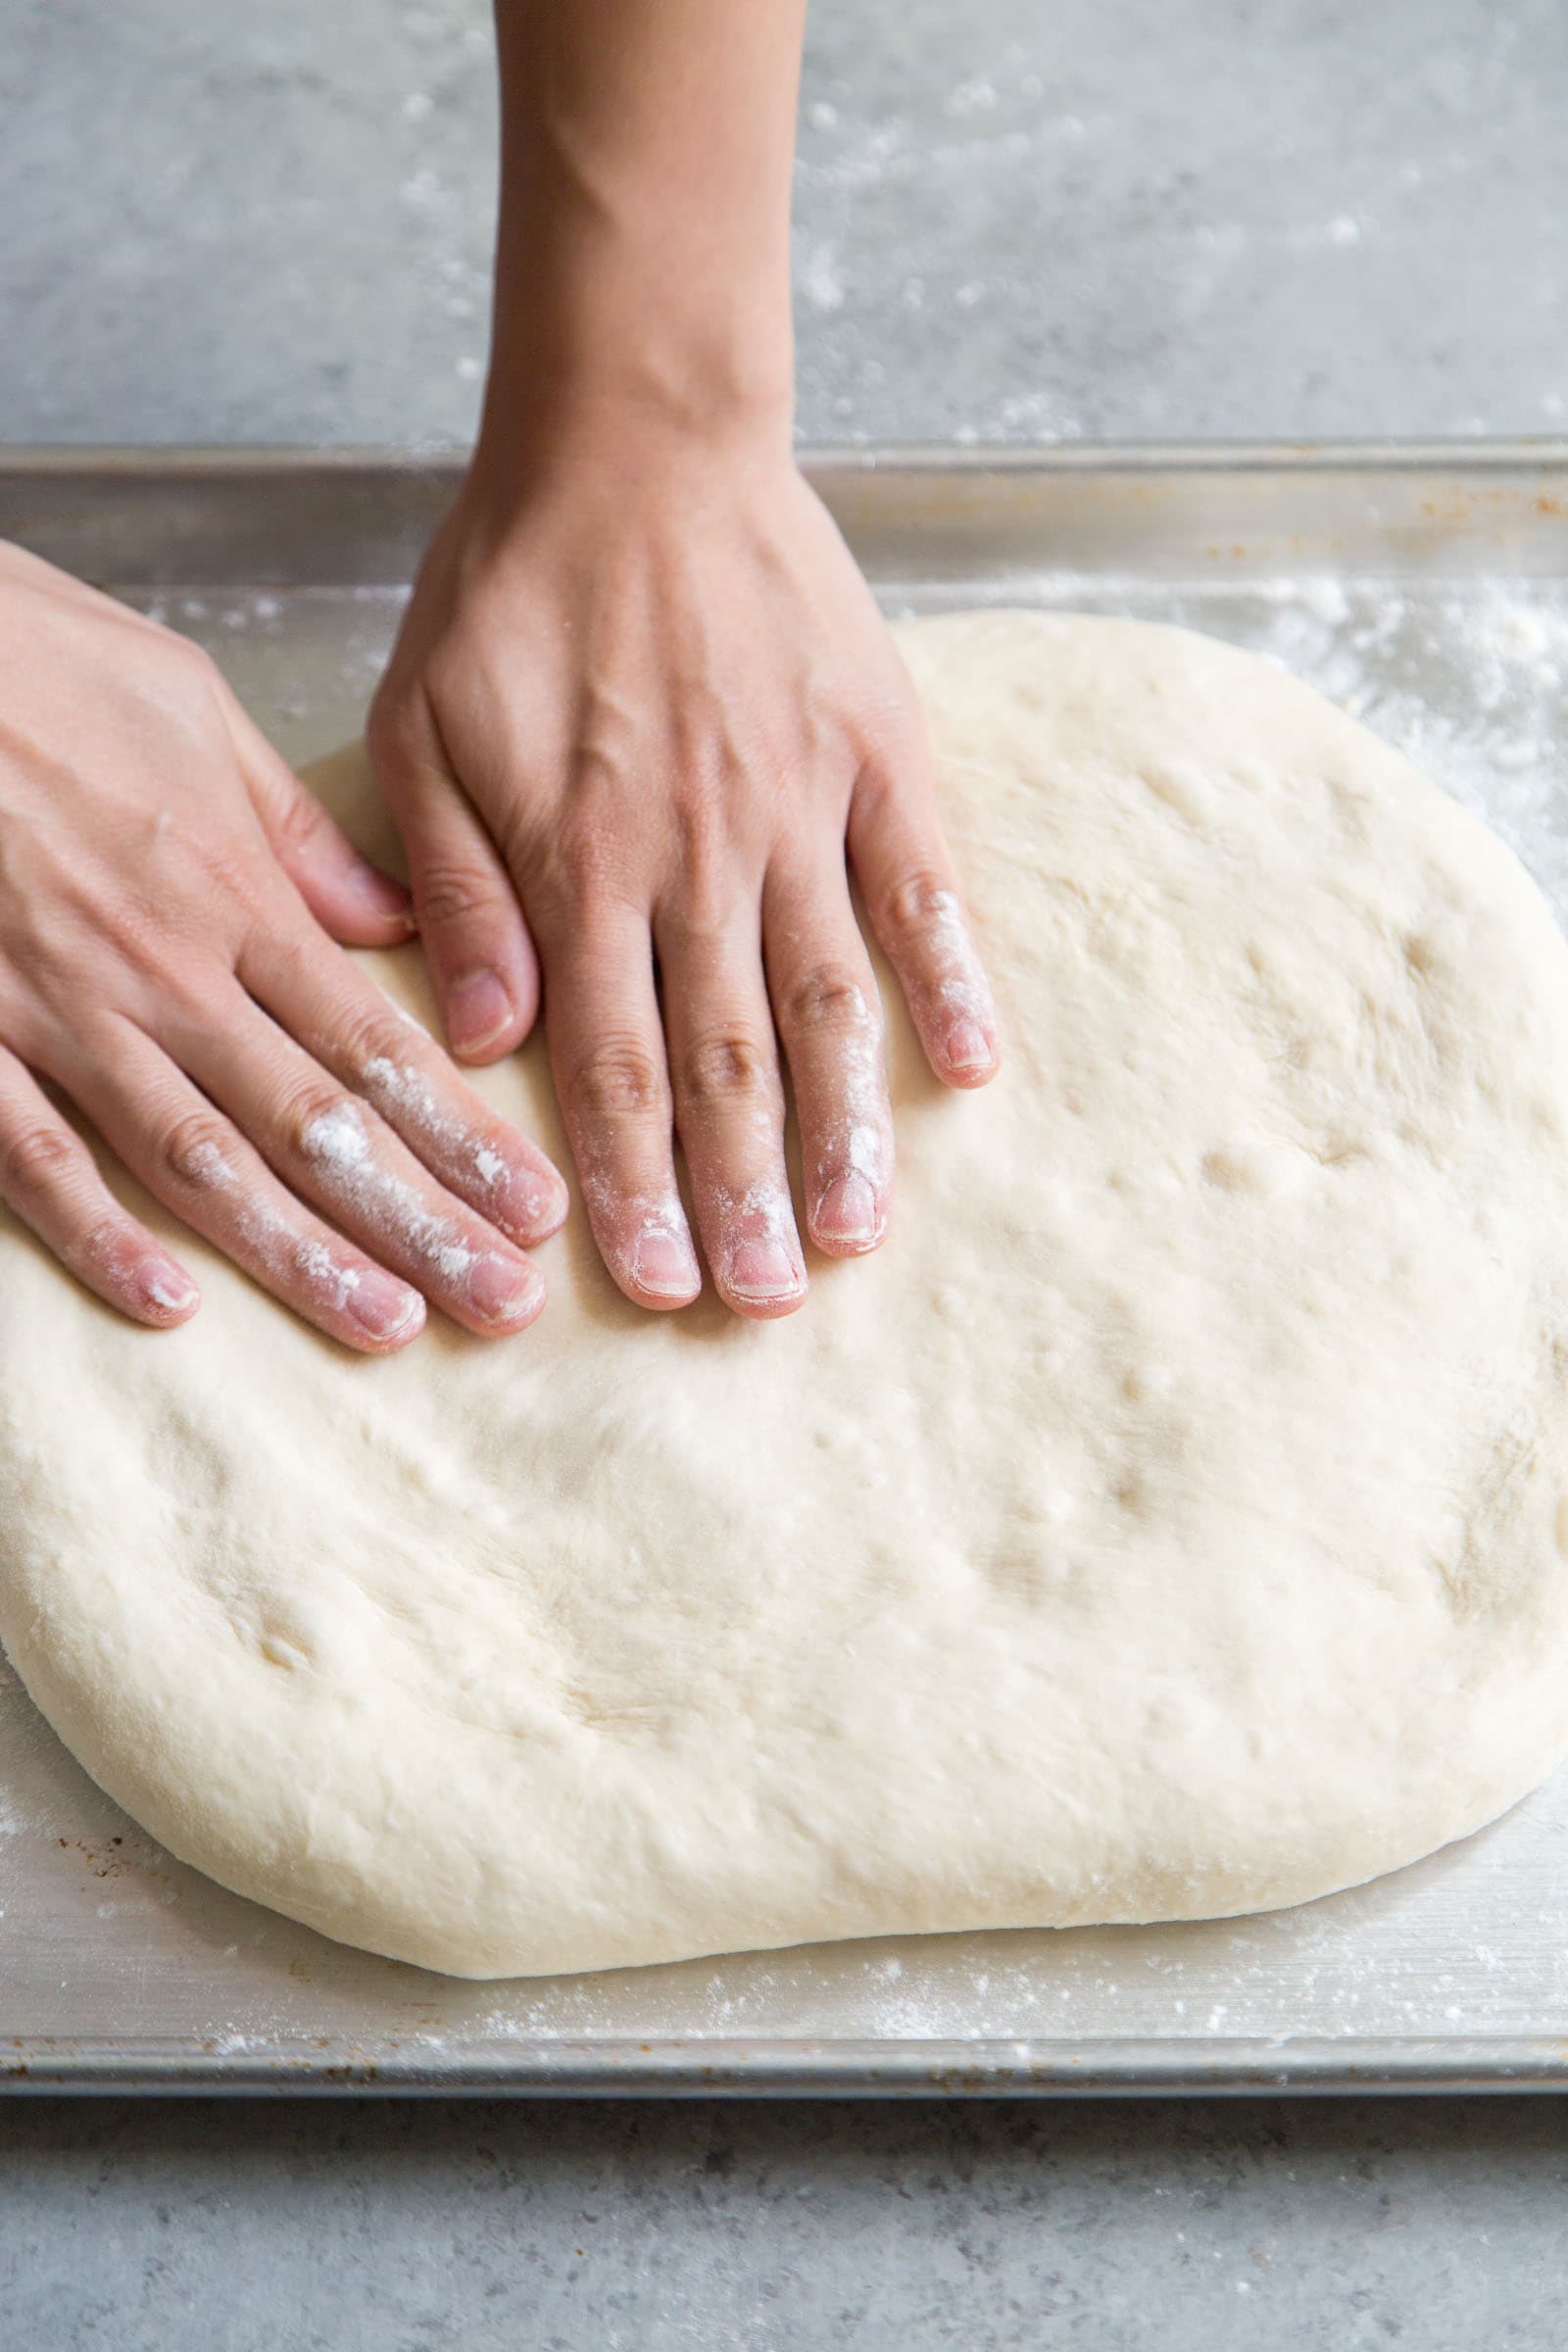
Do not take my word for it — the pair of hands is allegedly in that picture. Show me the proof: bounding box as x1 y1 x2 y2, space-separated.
0 440 997 1349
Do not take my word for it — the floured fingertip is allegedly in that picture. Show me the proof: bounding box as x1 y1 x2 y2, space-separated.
130 1252 201 1325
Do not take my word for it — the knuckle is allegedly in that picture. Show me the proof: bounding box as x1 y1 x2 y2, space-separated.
680 1027 774 1108
670 801 733 894
568 1036 668 1126
491 784 550 881
269 785 327 857
159 1106 235 1192
666 878 744 950
882 865 956 944
416 859 505 932
549 813 633 910
279 1082 368 1166
189 834 273 920
333 996 420 1082
666 829 754 947
0 1120 80 1199
783 959 870 1038
150 951 235 1032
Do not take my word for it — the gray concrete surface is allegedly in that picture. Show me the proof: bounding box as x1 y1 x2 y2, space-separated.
4 1 1568 2345
3 0 1565 448
4 2096 1568 2350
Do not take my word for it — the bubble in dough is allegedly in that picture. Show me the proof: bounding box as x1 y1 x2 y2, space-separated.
2 611 1568 1981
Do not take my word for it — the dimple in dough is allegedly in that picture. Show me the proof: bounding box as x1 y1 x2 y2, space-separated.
3 611 1568 1981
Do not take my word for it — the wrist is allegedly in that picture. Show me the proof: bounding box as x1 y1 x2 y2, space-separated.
476 311 794 514
482 217 793 466
465 410 797 551
479 362 794 486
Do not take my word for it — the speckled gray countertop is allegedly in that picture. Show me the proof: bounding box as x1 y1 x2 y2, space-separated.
8 0 1566 449
4 1 1568 2344
5 2095 1568 2348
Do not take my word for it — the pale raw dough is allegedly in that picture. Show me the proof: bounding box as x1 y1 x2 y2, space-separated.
4 611 1568 1981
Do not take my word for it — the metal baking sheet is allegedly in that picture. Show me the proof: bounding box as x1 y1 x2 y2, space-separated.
3 443 1568 2095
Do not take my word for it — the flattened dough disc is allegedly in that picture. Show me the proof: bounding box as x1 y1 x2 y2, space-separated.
3 612 1568 1980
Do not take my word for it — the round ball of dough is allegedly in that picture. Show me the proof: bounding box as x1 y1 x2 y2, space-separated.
3 611 1567 1980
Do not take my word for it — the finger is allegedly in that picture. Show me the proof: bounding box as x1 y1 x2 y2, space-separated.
540 903 701 1310
657 908 807 1320
225 700 416 949
69 1023 427 1354
164 983 546 1339
0 1049 199 1328
368 695 540 1062
239 918 568 1248
849 758 1001 1088
762 858 893 1257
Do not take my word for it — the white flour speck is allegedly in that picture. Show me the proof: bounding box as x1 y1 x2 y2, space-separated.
301 1100 501 1292
926 889 998 1031
362 1055 536 1214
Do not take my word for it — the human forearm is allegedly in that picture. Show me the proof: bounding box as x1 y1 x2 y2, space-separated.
370 0 999 1324
482 0 805 458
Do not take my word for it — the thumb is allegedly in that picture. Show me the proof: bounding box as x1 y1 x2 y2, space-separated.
368 693 540 1063
230 706 416 948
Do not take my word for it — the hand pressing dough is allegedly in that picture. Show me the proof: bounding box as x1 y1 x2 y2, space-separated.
4 610 1568 1982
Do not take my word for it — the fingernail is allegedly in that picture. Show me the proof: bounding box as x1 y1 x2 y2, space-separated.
348 1266 425 1342
136 1255 199 1318
630 1221 702 1300
727 1237 804 1302
468 1253 545 1327
501 1165 570 1241
944 1016 994 1073
814 1173 880 1250
348 858 415 928
447 968 514 1055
